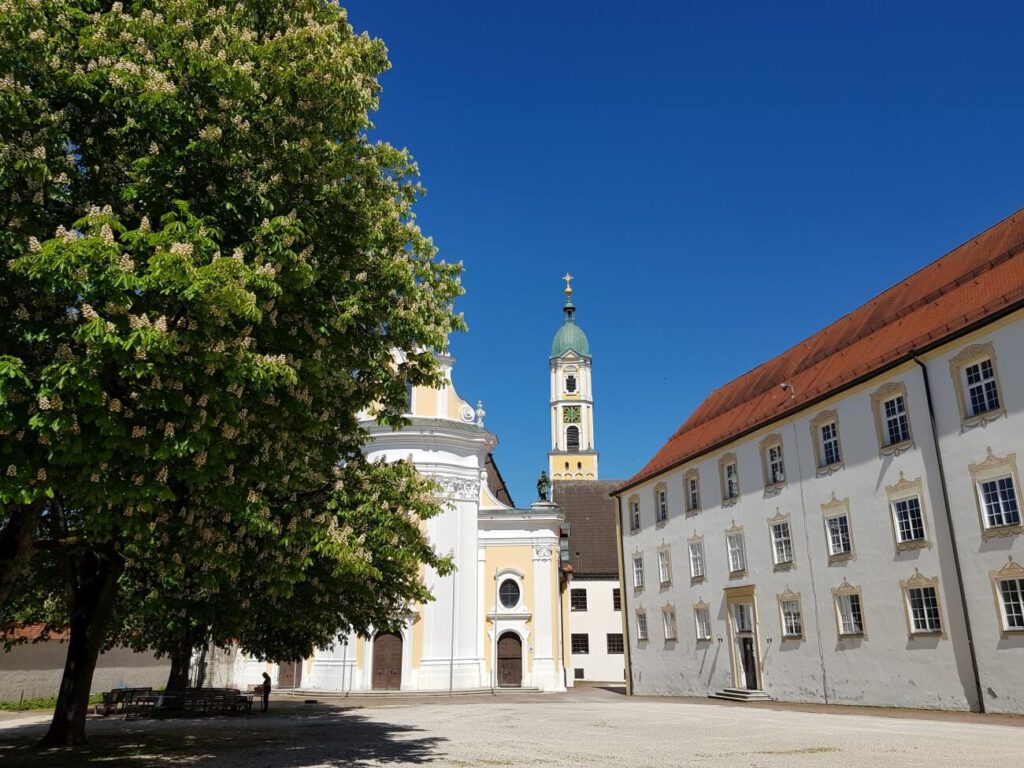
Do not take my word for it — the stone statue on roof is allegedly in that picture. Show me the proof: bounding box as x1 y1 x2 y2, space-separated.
537 470 551 501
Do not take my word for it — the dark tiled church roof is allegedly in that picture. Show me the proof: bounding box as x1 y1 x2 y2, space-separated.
619 208 1024 493
553 480 621 578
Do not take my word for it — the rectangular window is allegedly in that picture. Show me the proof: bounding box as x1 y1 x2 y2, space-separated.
826 514 852 556
892 497 926 543
636 611 649 641
687 476 700 512
570 588 588 612
632 555 645 589
965 359 1000 415
656 488 668 522
574 667 584 680
771 521 794 565
734 603 753 633
836 593 864 635
612 588 621 611
606 633 624 654
630 500 640 532
571 633 590 654
658 549 671 585
727 532 746 573
906 586 942 633
695 606 712 641
820 422 841 466
780 599 802 637
999 578 1024 630
688 540 705 579
725 462 739 499
663 608 677 640
979 477 1021 528
883 396 910 445
768 444 785 485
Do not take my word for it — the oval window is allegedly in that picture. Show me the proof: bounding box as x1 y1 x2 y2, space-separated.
499 579 520 609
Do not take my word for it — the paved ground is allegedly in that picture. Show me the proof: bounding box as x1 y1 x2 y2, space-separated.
0 687 1022 767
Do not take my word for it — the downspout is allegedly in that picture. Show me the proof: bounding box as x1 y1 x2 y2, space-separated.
613 495 633 695
912 355 985 713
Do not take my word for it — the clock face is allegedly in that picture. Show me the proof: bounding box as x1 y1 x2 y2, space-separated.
563 406 581 424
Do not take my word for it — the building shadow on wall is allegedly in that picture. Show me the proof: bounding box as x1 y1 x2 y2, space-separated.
0 708 447 768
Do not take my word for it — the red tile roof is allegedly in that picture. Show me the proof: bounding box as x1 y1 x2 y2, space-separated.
617 209 1024 494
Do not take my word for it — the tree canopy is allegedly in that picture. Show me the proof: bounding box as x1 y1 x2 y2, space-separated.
0 0 462 746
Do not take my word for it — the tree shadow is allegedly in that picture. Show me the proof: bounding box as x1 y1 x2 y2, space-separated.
0 706 447 767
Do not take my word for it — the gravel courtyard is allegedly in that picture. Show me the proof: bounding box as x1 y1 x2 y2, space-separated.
1 687 1021 767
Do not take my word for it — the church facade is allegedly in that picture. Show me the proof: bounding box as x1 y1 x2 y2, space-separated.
614 210 1024 713
208 353 569 694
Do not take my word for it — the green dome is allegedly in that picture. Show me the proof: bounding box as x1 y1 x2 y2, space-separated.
551 302 590 358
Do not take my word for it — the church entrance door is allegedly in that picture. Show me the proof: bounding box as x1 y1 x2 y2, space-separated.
372 632 403 690
277 659 302 689
497 632 522 687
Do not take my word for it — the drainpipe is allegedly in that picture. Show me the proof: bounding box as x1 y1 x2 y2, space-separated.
613 495 633 695
912 355 985 713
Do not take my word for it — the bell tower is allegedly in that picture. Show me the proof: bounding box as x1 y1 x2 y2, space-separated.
548 274 598 480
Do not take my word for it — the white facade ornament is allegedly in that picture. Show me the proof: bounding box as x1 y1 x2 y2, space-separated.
533 545 555 561
475 400 486 427
460 405 475 422
432 473 481 501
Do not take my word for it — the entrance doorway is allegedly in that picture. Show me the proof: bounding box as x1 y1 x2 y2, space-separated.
277 659 302 689
497 632 522 687
372 632 403 690
731 602 759 690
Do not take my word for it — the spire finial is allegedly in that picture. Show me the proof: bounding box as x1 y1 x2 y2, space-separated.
562 272 573 297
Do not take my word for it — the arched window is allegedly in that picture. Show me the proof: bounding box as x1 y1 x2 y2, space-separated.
565 373 577 393
566 425 580 452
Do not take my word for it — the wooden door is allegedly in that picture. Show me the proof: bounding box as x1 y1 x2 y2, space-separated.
740 637 758 690
277 659 302 689
497 632 522 688
372 632 403 691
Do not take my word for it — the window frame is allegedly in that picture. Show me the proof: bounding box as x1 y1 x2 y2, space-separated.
566 424 581 452
949 342 1005 428
632 553 645 590
718 453 739 505
990 560 1024 636
612 587 621 611
684 468 701 515
725 525 747 578
900 570 945 638
662 605 678 641
970 449 1023 539
777 588 804 640
694 601 712 642
810 409 843 475
498 578 522 610
768 512 795 570
654 482 668 525
570 588 588 612
657 547 672 586
870 381 914 456
570 633 590 655
821 494 855 563
832 580 866 638
885 473 931 551
636 609 649 641
606 633 624 654
628 494 640 533
687 535 706 582
759 434 786 493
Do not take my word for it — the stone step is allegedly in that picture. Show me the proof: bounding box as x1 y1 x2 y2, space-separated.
709 688 772 702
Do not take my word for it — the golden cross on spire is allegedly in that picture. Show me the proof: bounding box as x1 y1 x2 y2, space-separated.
562 272 573 296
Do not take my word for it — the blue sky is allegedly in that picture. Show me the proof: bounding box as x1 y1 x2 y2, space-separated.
346 1 1024 506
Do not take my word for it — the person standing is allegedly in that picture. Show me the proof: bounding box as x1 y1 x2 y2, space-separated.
261 672 271 713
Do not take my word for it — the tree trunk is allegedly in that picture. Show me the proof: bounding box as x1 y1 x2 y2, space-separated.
0 501 41 605
41 548 123 748
165 634 199 692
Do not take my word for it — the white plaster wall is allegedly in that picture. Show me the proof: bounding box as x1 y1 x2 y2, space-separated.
619 317 1024 711
567 578 626 682
0 644 170 700
926 315 1024 714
